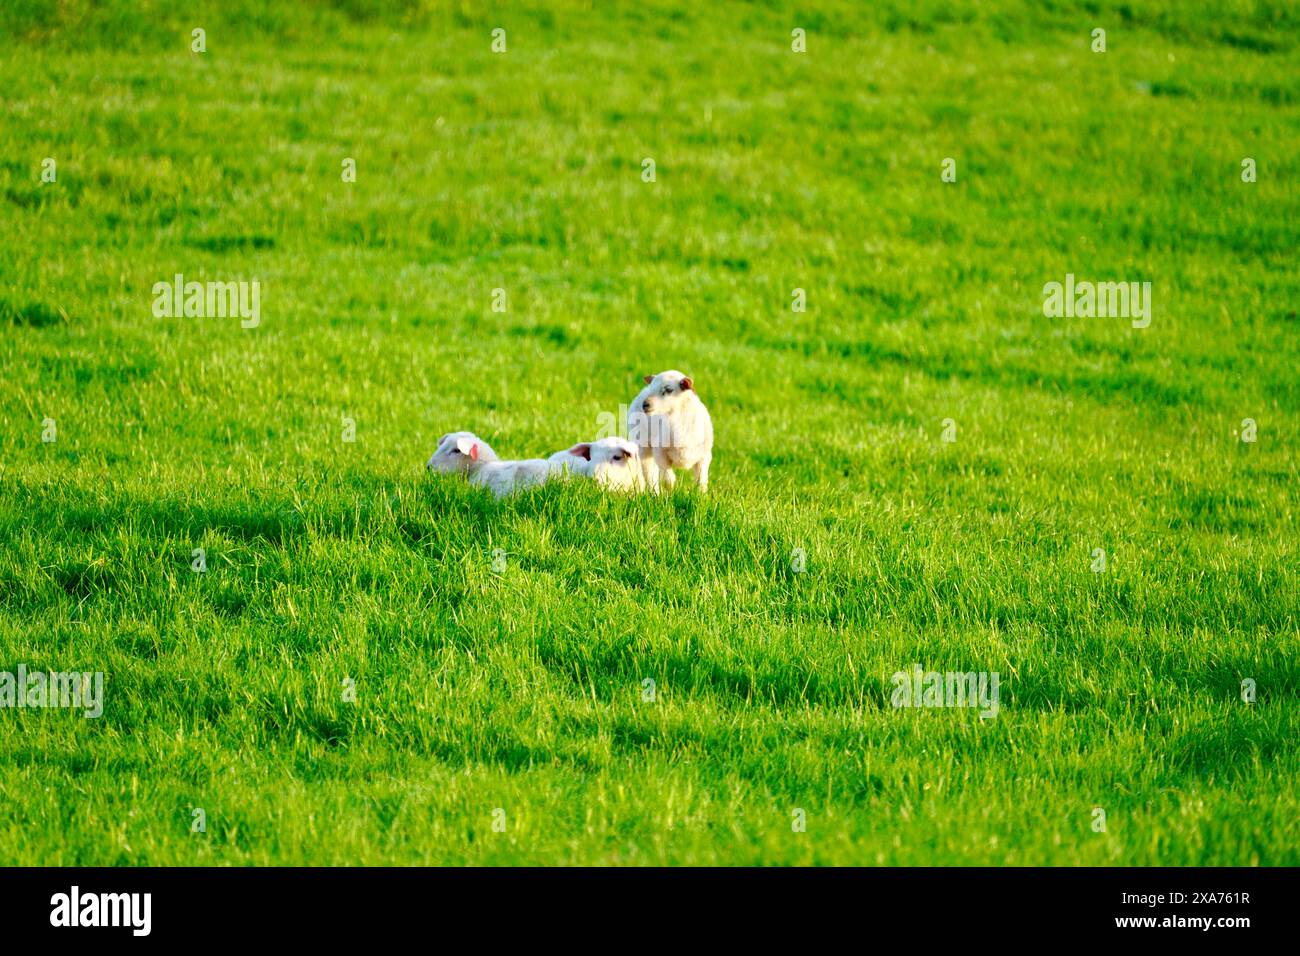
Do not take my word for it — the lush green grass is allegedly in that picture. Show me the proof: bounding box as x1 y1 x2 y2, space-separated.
1 0 1298 865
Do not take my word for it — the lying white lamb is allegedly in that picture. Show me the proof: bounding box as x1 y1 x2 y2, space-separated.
627 370 713 492
550 437 643 491
426 430 557 497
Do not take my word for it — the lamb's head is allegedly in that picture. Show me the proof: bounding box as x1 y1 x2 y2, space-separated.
426 431 498 475
639 369 697 416
564 438 642 491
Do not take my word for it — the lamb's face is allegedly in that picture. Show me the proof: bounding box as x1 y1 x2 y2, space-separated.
639 370 696 416
588 438 642 490
426 431 496 474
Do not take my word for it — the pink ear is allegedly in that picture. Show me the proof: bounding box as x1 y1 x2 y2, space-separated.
643 375 653 385
469 443 479 461
568 443 592 461
681 377 693 391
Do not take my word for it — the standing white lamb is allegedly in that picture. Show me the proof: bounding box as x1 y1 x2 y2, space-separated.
627 370 713 493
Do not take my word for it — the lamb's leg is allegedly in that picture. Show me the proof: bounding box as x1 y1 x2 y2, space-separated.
640 452 660 493
693 454 710 493
653 448 676 491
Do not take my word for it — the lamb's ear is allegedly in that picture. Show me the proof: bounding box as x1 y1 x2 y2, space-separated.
643 374 654 385
469 443 480 461
681 377 694 391
437 434 449 447
455 435 475 456
567 443 592 461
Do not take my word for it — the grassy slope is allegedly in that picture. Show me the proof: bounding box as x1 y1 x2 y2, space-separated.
0 1 1297 864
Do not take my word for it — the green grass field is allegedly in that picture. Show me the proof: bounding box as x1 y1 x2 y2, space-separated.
1 0 1298 866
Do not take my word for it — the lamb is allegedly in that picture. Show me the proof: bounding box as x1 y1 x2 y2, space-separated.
627 369 713 493
551 437 643 491
426 431 558 498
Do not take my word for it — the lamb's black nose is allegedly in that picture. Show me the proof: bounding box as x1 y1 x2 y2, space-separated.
642 401 651 412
